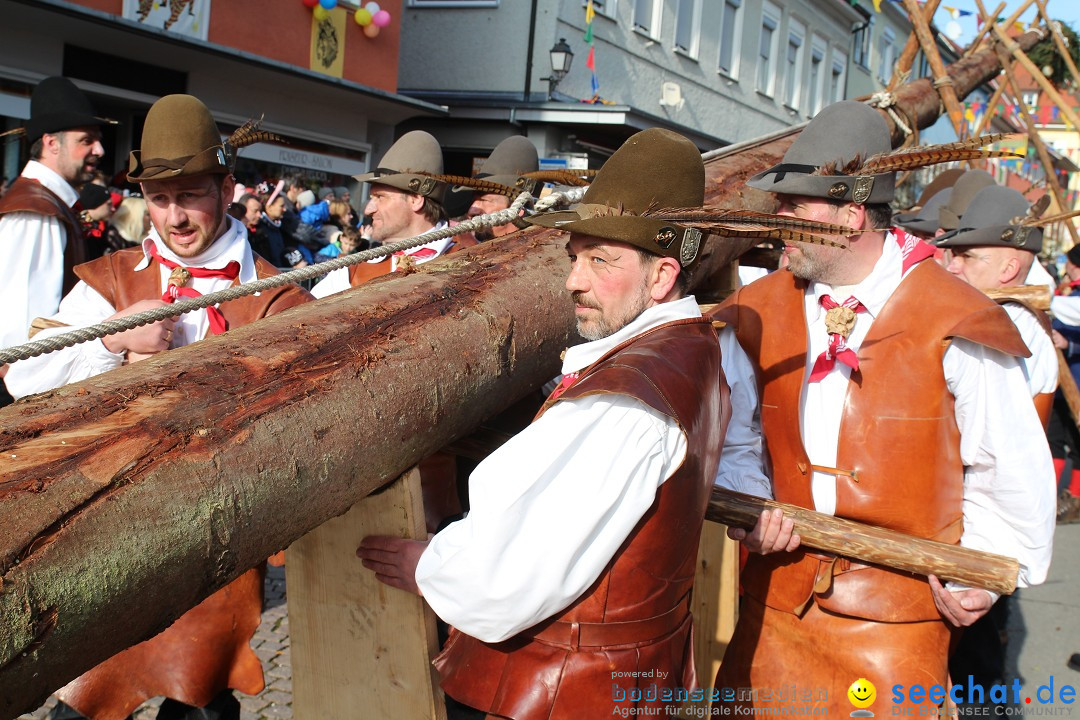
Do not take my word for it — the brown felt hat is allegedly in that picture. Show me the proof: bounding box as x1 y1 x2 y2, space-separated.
128 95 228 182
477 136 540 195
914 168 965 208
747 101 894 204
935 185 1042 253
938 169 996 231
352 130 446 200
893 188 952 236
528 128 705 267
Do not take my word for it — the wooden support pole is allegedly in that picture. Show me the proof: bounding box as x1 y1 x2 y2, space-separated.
996 44 1080 245
902 0 969 138
973 75 1010 137
964 2 1007 57
888 0 943 92
706 487 1019 595
984 284 1052 310
1034 0 1080 89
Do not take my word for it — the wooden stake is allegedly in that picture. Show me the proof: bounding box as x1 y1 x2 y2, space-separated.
996 44 1080 246
706 487 1019 595
888 0 943 92
902 0 969 138
984 284 1052 310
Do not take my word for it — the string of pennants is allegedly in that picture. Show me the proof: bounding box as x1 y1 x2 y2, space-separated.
844 0 1026 26
962 99 1080 128
581 0 615 105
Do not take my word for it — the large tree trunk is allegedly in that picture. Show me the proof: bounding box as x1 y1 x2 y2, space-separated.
0 30 1043 716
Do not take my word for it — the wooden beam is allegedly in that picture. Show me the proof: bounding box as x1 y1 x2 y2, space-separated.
902 0 969 138
1034 0 1080 89
964 2 1007 57
994 23 1080 133
888 0 944 92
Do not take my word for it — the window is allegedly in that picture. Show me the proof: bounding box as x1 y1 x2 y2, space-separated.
784 21 805 109
878 27 896 84
674 0 702 56
633 0 661 37
853 14 873 69
757 2 781 96
408 0 499 5
830 54 848 103
718 0 743 78
586 0 617 19
808 36 827 115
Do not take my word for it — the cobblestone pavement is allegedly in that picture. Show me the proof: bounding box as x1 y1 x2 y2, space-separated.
19 566 293 720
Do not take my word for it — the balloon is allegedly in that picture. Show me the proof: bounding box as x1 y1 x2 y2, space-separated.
302 0 318 7
365 2 381 14
313 5 328 19
373 9 391 27
319 0 337 8
354 8 372 25
363 23 380 38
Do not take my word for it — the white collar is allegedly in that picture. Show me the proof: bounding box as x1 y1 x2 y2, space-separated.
21 160 79 208
134 215 257 283
807 231 902 320
562 295 702 374
368 220 450 264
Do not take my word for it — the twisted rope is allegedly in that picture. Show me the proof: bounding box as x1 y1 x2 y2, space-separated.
867 92 914 137
0 187 584 365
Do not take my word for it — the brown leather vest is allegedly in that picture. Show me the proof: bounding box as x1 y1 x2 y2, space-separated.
712 261 1027 622
56 246 311 719
74 245 312 329
347 257 392 286
0 175 86 294
435 317 729 720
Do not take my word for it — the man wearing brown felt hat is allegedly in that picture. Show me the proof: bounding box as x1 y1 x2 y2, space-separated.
461 135 540 244
311 129 452 298
711 100 1054 714
358 128 730 719
0 76 108 408
8 94 311 720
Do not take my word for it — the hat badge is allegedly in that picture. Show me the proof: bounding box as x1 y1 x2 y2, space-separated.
408 177 438 196
828 182 849 199
679 228 702 266
655 227 678 249
852 177 875 204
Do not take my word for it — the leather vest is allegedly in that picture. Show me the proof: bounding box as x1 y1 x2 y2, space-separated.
56 246 311 719
435 317 730 720
712 261 1027 622
0 175 86 294
348 258 392 287
74 246 312 329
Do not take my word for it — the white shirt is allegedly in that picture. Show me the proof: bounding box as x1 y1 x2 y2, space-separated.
310 222 451 299
1002 302 1058 396
5 217 256 398
416 297 700 643
716 236 1055 590
1025 260 1056 295
0 161 79 351
1050 293 1080 327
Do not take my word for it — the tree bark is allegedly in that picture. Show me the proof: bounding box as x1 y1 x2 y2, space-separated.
0 28 1045 716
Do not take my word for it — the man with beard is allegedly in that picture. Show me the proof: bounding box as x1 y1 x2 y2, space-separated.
358 128 730 719
711 101 1054 714
5 94 311 720
310 130 451 298
0 76 105 406
463 135 539 245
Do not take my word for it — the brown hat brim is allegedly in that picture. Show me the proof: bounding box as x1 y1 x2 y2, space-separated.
128 145 230 183
353 171 446 199
528 210 702 267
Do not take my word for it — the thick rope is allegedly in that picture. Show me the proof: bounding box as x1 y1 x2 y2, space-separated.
0 186 585 365
867 92 914 137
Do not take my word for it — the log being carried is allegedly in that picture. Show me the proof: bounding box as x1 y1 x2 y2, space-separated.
0 29 1047 717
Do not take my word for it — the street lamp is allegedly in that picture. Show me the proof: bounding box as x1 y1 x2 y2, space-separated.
542 38 574 101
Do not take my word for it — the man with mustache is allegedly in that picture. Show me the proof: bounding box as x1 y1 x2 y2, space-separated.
711 101 1054 713
0 76 105 407
464 135 539 244
359 128 730 719
5 94 311 720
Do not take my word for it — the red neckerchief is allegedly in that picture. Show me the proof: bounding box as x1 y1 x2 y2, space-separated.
146 244 240 336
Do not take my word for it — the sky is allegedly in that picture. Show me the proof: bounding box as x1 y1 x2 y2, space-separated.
928 0 1080 46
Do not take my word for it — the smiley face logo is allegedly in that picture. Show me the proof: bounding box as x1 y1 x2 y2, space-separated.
848 678 876 716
